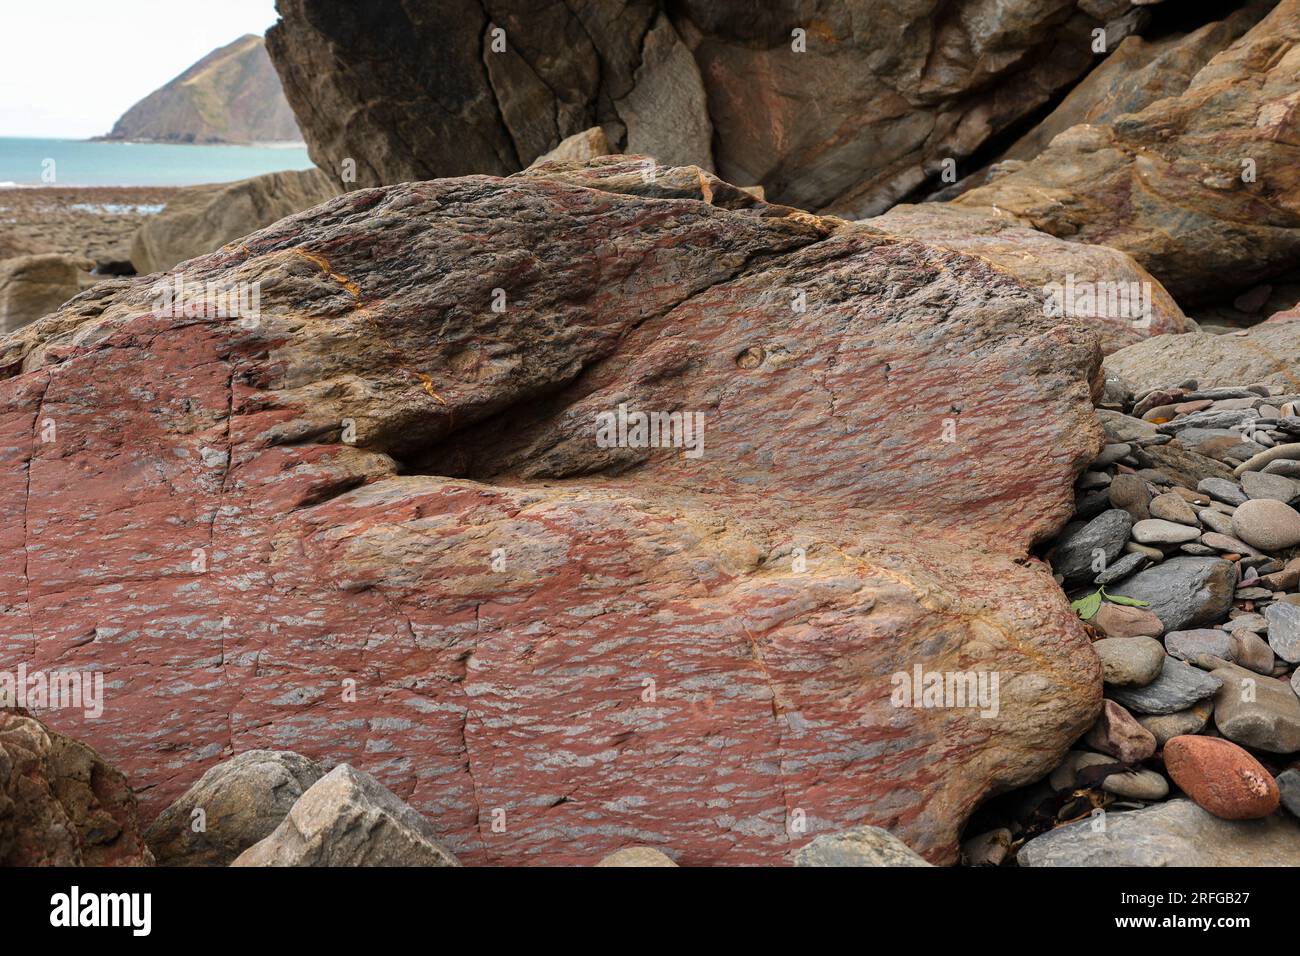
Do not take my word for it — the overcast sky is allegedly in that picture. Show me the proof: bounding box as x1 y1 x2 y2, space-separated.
0 0 282 138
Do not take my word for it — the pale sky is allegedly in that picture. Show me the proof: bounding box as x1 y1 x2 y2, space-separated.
0 0 282 138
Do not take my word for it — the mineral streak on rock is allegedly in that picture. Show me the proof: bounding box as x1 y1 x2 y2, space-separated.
0 159 1104 865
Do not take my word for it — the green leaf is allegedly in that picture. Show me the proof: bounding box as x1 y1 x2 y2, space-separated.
1071 590 1103 620
1103 592 1150 608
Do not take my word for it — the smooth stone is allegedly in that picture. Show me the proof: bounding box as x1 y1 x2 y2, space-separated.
1159 409 1259 435
1107 473 1151 521
596 847 678 867
1164 735 1280 820
1171 486 1211 506
1201 531 1264 557
1101 768 1169 800
1196 509 1236 535
1164 628 1234 663
1093 443 1132 468
1078 470 1111 490
1136 700 1213 746
1132 518 1200 544
1123 542 1164 562
1242 470 1300 503
1227 611 1268 632
1278 769 1300 820
794 826 931 867
1211 663 1300 753
1180 543 1216 556
1231 629 1276 675
1093 636 1165 687
1148 493 1199 525
1262 459 1300 479
1198 477 1248 506
1053 509 1132 581
1265 602 1300 664
1084 700 1156 763
1105 557 1236 631
1092 603 1163 639
1017 799 1300 866
1234 587 1274 601
1233 442 1300 477
1048 750 1114 792
1108 657 1222 715
1231 498 1300 551
1190 509 1232 538
1093 551 1147 585
1098 410 1160 444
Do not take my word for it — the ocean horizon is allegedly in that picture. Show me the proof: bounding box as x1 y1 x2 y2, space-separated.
0 136 316 187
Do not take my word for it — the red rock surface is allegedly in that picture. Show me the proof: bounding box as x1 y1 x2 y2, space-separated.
1163 735 1281 820
0 160 1103 865
0 709 154 866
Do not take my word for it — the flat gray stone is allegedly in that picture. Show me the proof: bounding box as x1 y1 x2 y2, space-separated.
1164 628 1234 663
794 826 931 867
1198 477 1248 506
1197 508 1236 535
1094 551 1147 585
1132 518 1200 544
1017 799 1300 866
1242 470 1300 503
232 764 460 867
1107 657 1222 715
1052 509 1132 581
1265 602 1300 664
1105 557 1236 631
1136 700 1213 746
1278 769 1300 820
1212 663 1300 753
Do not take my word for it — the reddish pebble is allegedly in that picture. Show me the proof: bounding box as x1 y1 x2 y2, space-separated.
1163 735 1280 819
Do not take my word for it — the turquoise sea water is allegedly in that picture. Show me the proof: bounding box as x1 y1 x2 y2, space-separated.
0 137 315 187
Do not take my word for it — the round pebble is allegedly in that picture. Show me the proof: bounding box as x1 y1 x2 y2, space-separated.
1101 768 1169 800
1163 735 1280 820
1231 498 1300 551
1093 637 1165 686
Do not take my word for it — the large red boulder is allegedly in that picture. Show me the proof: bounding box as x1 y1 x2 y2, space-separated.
0 160 1103 864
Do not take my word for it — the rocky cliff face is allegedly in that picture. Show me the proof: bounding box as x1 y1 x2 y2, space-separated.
0 159 1104 865
953 0 1300 303
265 0 1139 216
103 34 302 145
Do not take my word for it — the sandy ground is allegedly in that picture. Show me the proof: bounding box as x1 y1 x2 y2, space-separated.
0 185 178 267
